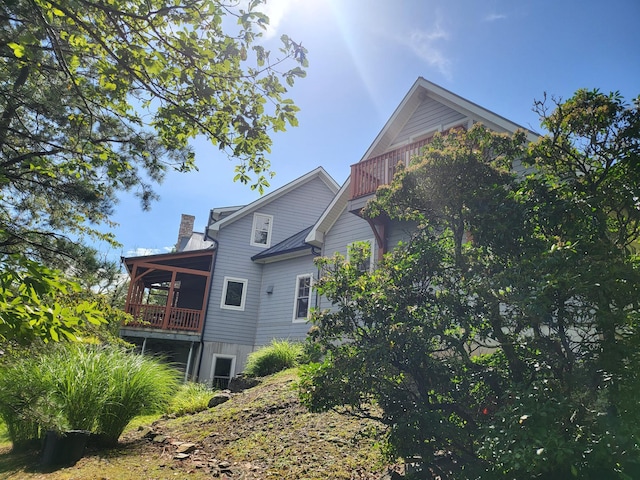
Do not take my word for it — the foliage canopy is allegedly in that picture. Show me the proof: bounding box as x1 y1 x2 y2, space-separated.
0 0 306 343
300 91 640 479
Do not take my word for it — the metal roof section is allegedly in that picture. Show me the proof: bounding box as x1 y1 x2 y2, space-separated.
252 226 315 264
177 231 215 252
206 167 340 240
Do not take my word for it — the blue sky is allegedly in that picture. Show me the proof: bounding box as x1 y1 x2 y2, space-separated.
106 0 640 262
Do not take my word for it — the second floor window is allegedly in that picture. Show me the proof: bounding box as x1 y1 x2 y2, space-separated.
293 274 313 322
251 213 273 247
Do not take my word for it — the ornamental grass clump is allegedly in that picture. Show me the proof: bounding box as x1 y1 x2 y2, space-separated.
0 344 180 450
166 382 216 416
244 339 303 377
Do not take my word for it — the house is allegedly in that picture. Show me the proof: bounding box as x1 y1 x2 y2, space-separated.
121 77 537 384
122 167 339 385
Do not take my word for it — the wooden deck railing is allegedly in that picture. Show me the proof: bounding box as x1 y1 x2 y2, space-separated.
125 304 203 333
350 127 466 199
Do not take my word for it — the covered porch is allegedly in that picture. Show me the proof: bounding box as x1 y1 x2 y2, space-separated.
122 249 215 335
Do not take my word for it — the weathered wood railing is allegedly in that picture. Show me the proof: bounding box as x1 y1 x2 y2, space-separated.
350 127 466 199
125 304 203 333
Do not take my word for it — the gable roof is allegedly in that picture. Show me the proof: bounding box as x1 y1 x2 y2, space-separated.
251 226 315 264
305 77 540 247
364 77 538 161
206 167 339 239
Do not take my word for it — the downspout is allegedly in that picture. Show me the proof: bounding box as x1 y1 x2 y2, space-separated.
184 341 194 383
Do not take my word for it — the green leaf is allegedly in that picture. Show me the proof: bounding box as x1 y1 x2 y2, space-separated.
7 42 26 58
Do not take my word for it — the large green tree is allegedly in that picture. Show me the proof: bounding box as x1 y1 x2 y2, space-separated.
300 91 640 479
0 0 306 343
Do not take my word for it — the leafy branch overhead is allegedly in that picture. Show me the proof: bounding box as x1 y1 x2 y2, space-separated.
0 0 307 258
0 0 307 344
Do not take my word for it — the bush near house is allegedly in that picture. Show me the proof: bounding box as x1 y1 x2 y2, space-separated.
0 344 180 450
244 340 304 377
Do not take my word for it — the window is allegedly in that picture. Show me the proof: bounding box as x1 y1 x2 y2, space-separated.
221 277 248 311
251 213 273 247
210 354 236 389
292 274 313 322
347 239 375 272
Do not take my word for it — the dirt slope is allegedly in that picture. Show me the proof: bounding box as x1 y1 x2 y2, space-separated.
0 369 400 480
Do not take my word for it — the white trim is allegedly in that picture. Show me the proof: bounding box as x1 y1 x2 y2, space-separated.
347 238 375 272
207 167 339 237
359 77 539 163
292 273 314 323
209 354 236 388
305 179 350 247
250 212 273 248
220 276 248 311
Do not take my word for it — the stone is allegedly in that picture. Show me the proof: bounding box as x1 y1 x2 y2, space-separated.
208 392 231 408
175 442 197 454
152 435 167 443
140 426 155 439
174 453 190 460
228 375 260 393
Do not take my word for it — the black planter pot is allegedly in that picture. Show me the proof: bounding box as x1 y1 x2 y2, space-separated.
41 430 91 467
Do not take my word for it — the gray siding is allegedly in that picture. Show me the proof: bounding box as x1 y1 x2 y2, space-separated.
322 206 374 259
203 176 336 345
254 254 318 346
392 96 466 147
318 206 374 310
199 341 255 380
386 219 419 250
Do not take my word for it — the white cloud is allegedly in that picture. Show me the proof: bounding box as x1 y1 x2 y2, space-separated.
484 13 507 22
257 0 300 40
399 23 452 77
126 247 171 257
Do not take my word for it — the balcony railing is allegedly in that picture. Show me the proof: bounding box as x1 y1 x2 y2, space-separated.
125 304 204 333
350 126 468 199
350 137 438 199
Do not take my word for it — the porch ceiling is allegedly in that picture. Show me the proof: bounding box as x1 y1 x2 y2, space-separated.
123 249 214 286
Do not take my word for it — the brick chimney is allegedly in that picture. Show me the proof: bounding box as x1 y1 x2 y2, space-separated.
176 214 195 251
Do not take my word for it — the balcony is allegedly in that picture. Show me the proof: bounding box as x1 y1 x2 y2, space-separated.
126 304 204 333
350 137 437 199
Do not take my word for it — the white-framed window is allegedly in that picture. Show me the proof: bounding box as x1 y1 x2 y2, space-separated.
250 213 273 248
292 274 313 322
347 239 375 272
220 277 248 311
209 354 236 389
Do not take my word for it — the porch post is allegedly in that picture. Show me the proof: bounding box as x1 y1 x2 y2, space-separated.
161 270 178 330
184 341 195 383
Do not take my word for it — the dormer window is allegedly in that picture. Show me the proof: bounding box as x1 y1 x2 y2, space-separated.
251 213 273 248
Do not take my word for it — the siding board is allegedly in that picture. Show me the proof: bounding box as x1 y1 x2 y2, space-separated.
392 96 466 146
203 176 336 345
254 255 318 345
